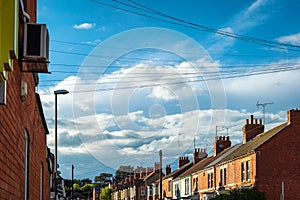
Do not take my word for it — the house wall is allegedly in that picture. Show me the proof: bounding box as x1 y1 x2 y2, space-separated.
178 176 191 198
256 113 300 200
0 0 50 199
162 178 172 198
219 153 257 189
197 153 257 198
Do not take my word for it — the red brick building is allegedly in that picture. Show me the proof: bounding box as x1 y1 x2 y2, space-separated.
0 0 50 199
196 111 300 200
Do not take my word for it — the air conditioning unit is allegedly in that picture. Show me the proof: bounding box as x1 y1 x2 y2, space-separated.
23 23 49 60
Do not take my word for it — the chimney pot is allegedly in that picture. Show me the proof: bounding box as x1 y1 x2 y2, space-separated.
243 115 264 143
246 119 249 124
214 135 231 156
250 115 254 124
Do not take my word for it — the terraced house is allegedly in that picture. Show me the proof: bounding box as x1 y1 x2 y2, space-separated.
0 0 51 199
161 110 299 200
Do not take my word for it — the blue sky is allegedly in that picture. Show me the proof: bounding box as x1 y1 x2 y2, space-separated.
37 0 300 179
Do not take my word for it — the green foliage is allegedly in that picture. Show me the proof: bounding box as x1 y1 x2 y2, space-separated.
81 178 92 185
81 183 94 192
100 186 112 200
73 183 81 191
94 173 113 187
211 188 265 200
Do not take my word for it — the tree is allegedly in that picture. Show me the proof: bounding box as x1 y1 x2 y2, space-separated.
94 173 113 187
81 178 92 185
100 186 112 200
114 165 134 183
211 187 265 200
73 183 81 191
81 183 94 192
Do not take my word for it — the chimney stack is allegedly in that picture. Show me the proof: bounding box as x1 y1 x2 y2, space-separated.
193 148 208 164
165 164 171 175
242 115 264 143
288 109 300 125
214 136 231 156
154 162 160 172
178 156 189 168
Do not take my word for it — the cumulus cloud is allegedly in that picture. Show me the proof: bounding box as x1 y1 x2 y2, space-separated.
40 54 300 177
276 33 300 45
73 23 96 30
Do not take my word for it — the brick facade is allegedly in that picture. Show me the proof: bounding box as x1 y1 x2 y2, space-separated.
256 110 300 200
0 0 50 199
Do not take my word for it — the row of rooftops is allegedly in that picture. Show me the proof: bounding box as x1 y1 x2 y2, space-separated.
114 109 299 188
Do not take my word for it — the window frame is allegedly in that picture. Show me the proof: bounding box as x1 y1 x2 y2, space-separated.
246 160 250 181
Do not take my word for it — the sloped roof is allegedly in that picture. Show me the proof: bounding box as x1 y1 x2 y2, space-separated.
176 145 239 179
163 162 193 180
144 170 164 185
216 122 289 165
205 144 242 169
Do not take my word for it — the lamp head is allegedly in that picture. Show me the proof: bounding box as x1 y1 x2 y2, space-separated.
54 89 69 95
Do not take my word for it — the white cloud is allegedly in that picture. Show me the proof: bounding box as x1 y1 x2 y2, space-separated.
245 0 266 15
208 0 271 53
73 23 96 30
276 33 300 45
40 55 300 177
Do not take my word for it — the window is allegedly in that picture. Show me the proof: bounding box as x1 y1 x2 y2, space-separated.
220 168 227 186
208 172 214 188
24 131 29 200
246 160 250 180
241 162 245 182
147 186 153 196
224 168 227 185
184 178 189 195
193 177 198 193
220 169 223 186
174 184 179 197
242 161 250 182
211 173 214 188
208 173 210 188
168 180 172 192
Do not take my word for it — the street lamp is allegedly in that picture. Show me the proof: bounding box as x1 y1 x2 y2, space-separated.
54 89 69 199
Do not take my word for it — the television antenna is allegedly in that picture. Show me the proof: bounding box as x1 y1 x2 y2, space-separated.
216 125 229 136
256 101 274 125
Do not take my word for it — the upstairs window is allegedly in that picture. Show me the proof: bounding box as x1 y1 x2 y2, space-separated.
168 180 172 192
241 160 250 182
246 160 251 180
208 172 214 188
184 178 189 195
193 177 198 193
220 168 227 186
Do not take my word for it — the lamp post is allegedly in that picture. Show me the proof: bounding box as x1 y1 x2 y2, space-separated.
54 89 69 200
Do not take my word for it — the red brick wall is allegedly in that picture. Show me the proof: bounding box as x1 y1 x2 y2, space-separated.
219 154 257 189
256 115 300 200
0 0 50 199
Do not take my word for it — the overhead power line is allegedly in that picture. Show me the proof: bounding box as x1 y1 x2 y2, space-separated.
50 40 299 59
87 0 300 52
39 64 300 93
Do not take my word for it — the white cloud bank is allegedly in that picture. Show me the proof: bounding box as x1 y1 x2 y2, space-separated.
40 56 300 177
73 23 96 30
276 33 300 45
